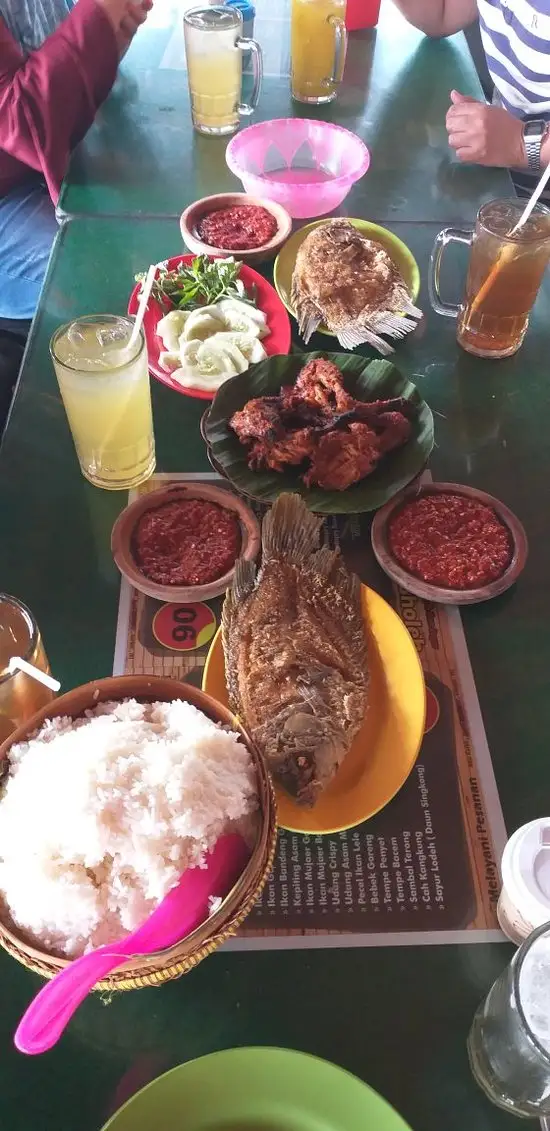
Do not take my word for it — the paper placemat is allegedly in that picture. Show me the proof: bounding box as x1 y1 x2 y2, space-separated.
114 472 507 949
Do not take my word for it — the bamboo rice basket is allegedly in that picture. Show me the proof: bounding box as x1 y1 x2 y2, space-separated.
0 676 277 992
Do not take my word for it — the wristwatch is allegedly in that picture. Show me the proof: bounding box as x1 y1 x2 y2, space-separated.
523 119 548 173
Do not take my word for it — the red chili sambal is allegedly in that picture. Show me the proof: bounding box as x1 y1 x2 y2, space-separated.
197 205 278 250
388 492 512 589
133 498 241 587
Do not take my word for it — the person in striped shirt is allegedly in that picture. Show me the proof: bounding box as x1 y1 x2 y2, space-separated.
392 0 550 192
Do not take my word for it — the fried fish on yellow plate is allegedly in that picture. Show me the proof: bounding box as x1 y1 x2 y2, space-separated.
290 218 422 354
222 493 369 807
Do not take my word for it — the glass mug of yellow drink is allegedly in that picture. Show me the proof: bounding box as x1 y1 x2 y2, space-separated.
183 5 263 136
0 595 54 744
291 0 348 104
50 315 155 491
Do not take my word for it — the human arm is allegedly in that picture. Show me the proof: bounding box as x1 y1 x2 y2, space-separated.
390 0 477 37
0 0 149 203
446 90 550 169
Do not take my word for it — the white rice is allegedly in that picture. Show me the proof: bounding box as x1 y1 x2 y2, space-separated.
0 699 258 958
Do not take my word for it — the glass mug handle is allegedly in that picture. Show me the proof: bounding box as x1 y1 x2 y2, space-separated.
329 16 347 85
237 38 263 116
428 227 472 318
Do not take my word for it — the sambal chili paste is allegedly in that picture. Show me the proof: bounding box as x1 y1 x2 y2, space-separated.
197 205 278 250
388 492 512 589
133 498 241 587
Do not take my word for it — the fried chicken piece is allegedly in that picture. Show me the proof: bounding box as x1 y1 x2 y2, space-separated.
375 411 412 453
293 359 354 414
230 397 282 444
304 423 381 490
279 384 299 410
249 428 316 472
350 396 414 421
230 358 415 490
277 386 328 430
324 401 415 440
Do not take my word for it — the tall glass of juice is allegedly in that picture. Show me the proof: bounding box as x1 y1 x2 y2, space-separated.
183 5 263 136
0 595 54 743
50 314 155 491
291 0 348 104
429 199 550 358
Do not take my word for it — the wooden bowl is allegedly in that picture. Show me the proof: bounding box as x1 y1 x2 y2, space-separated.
0 676 277 990
180 193 293 265
371 481 528 606
111 482 260 603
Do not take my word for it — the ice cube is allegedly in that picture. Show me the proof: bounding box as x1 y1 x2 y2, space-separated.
96 320 129 348
67 324 86 347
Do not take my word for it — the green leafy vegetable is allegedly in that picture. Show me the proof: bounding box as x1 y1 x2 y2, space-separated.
136 256 256 311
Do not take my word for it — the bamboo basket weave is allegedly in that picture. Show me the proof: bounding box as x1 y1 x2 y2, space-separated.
0 676 277 992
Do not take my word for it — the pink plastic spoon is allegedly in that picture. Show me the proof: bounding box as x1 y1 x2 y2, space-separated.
15 833 250 1055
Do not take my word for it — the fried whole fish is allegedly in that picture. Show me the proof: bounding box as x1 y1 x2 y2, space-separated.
290 219 422 354
222 493 369 806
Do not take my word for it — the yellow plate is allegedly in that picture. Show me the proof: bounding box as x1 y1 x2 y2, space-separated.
273 218 421 339
202 586 426 835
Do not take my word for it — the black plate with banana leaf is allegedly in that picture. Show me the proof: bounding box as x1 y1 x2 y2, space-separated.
203 352 434 514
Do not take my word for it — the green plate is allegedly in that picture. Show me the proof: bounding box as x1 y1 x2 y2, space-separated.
274 219 421 338
204 351 434 514
101 1047 414 1131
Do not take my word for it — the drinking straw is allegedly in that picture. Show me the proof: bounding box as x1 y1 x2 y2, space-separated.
8 657 60 692
98 263 157 463
511 161 550 235
127 263 157 351
470 163 550 316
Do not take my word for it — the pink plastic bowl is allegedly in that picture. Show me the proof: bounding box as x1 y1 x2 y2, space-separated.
226 119 370 220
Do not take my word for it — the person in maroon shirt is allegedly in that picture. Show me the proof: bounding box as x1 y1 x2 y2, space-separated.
0 0 151 325
0 0 151 426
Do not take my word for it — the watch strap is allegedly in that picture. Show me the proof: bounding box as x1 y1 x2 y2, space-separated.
524 121 547 173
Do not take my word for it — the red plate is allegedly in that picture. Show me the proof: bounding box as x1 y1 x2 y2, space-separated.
127 254 292 401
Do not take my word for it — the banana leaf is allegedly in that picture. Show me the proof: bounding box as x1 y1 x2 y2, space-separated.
204 352 434 514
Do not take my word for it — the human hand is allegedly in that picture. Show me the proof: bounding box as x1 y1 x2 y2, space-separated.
97 0 153 55
446 90 526 168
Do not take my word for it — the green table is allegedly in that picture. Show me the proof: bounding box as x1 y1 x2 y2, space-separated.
0 1 541 1126
57 0 510 221
2 213 549 1130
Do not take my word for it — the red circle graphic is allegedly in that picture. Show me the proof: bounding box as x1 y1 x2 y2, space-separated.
152 602 217 652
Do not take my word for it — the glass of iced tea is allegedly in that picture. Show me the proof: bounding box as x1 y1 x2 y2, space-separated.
50 315 155 491
429 199 550 358
0 595 54 744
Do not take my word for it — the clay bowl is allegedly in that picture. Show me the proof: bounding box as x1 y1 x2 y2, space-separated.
111 482 260 603
180 193 293 265
371 481 528 606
